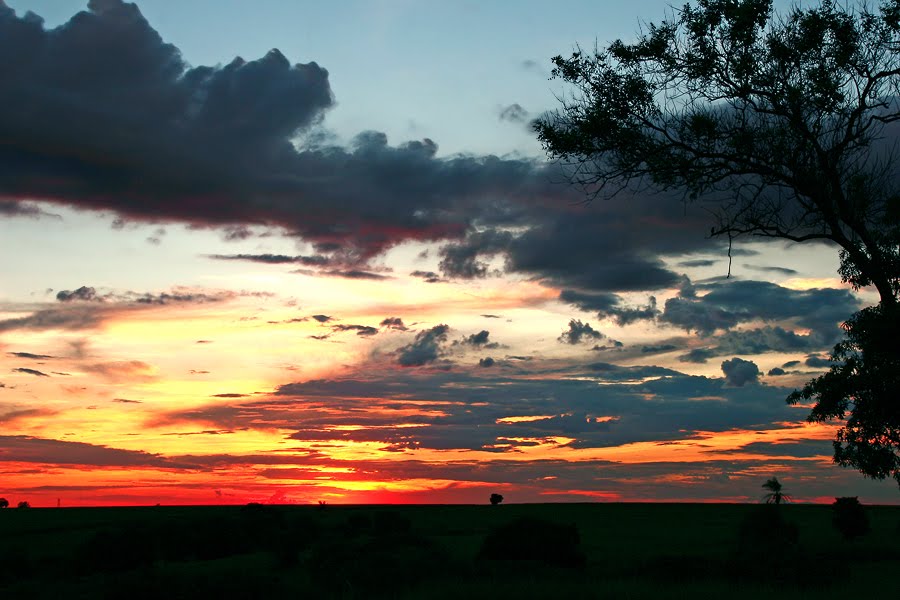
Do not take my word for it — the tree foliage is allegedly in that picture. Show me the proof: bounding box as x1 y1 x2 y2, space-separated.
761 477 790 504
0 498 8 509
788 305 900 483
538 0 900 486
490 493 504 505
831 496 870 539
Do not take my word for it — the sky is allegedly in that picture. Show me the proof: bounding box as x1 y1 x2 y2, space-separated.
1 0 897 507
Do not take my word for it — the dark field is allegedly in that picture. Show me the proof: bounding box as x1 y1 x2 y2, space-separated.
2 502 899 599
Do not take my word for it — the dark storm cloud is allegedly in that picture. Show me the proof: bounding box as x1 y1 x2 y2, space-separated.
0 0 586 264
767 367 786 376
720 357 760 387
13 367 50 377
606 297 660 326
558 319 604 345
661 280 860 337
0 0 769 298
507 215 685 292
438 229 513 279
478 357 496 368
396 324 450 366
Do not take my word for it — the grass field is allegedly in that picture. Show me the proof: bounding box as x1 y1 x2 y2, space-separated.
1 502 898 599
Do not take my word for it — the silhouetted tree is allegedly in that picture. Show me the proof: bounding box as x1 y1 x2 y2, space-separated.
0 498 8 508
490 493 504 505
537 0 900 486
788 305 900 486
762 477 790 504
16 501 30 509
832 496 870 539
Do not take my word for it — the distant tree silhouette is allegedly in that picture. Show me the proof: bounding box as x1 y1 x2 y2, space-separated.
832 497 870 540
17 501 30 508
0 498 8 508
762 477 790 504
489 493 504 505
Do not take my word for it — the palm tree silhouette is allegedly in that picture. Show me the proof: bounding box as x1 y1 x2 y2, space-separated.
761 477 790 504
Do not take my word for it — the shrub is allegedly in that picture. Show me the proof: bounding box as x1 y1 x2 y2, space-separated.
490 493 504 505
733 505 800 580
477 516 585 569
832 497 870 540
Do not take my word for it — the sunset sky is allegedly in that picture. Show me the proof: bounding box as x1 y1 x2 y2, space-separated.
2 0 898 507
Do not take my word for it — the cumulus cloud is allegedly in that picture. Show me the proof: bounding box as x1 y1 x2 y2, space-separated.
558 319 604 345
56 286 100 302
380 317 408 331
397 324 450 366
457 330 500 348
720 357 760 387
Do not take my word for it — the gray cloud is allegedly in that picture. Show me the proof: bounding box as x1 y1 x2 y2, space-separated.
380 317 408 331
457 330 500 348
661 280 860 338
498 103 529 123
396 324 450 367
13 367 50 377
721 357 760 387
558 319 604 345
331 324 379 337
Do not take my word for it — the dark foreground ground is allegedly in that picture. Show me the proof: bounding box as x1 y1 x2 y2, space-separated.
1 502 898 599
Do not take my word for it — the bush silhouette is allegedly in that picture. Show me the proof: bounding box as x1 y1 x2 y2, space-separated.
490 493 504 505
734 505 800 580
832 497 870 540
478 516 585 569
0 498 8 508
16 501 30 509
